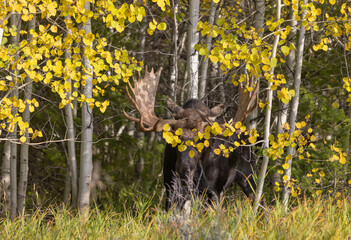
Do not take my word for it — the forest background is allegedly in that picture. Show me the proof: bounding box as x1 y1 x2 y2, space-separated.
0 0 350 236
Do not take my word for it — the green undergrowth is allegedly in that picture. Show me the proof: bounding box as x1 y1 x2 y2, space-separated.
0 198 350 239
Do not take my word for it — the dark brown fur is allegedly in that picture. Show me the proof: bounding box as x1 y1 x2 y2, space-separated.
163 99 257 210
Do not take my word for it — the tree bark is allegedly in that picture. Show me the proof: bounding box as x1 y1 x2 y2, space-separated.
246 0 265 130
199 0 217 100
9 12 21 220
168 0 179 101
64 14 78 208
254 0 281 212
0 13 12 210
78 1 94 216
0 27 3 44
283 0 308 209
187 0 200 100
1 141 11 215
272 2 298 191
17 16 35 216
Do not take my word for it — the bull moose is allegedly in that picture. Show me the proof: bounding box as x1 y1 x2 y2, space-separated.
123 68 259 210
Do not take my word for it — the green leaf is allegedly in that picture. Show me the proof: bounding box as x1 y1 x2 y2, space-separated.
281 46 290 56
199 47 207 55
157 22 167 30
270 57 278 68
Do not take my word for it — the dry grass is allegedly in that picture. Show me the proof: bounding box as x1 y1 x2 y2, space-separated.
0 197 350 239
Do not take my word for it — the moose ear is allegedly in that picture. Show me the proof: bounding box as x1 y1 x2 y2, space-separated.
209 103 224 118
207 103 224 122
166 99 183 116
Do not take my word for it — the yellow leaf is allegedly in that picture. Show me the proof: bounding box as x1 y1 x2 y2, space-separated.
249 136 256 144
22 14 30 22
270 57 278 68
234 141 240 147
282 162 289 169
157 22 167 30
214 148 221 155
39 25 45 32
175 128 183 135
28 4 36 13
281 46 290 56
163 124 170 131
163 132 173 144
29 105 35 112
189 150 195 158
20 136 26 143
178 144 187 152
339 152 346 164
147 28 154 36
234 122 242 129
310 135 316 141
259 102 266 109
197 143 204 152
149 21 157 30
213 0 220 3
329 0 335 5
199 47 207 56
51 25 57 33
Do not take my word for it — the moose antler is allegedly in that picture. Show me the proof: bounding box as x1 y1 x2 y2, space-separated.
124 67 198 133
123 68 259 136
233 74 259 123
123 67 166 131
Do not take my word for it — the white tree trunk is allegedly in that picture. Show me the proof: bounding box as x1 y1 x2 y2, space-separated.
9 12 21 220
178 32 188 104
0 27 3 45
254 0 281 212
277 2 298 135
0 13 12 209
17 16 35 216
199 0 217 100
246 0 265 130
64 14 78 207
1 141 11 214
78 1 94 216
283 0 308 209
169 0 179 101
272 2 298 188
187 0 200 99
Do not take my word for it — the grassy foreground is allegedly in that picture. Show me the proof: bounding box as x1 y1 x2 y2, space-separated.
0 198 350 239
